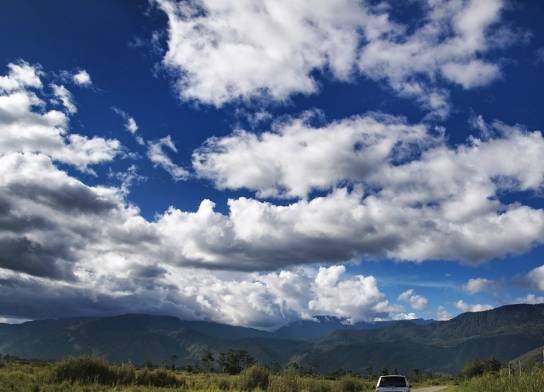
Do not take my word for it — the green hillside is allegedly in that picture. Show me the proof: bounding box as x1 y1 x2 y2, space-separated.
1 304 544 374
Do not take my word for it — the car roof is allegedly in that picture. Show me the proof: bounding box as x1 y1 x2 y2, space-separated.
379 375 407 378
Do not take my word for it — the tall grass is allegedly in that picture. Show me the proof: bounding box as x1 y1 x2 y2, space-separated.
0 356 445 391
454 368 544 392
50 356 182 387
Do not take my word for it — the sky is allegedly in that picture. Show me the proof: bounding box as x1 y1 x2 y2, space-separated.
1 0 544 329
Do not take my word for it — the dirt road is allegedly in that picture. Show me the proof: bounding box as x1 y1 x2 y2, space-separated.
412 387 449 392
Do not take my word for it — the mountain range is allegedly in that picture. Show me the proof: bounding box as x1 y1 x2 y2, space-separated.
1 304 543 374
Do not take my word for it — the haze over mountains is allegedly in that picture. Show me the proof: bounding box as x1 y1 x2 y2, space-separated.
1 304 543 373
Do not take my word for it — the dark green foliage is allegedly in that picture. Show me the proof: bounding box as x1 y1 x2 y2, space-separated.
51 356 114 384
201 350 215 371
219 349 256 374
136 368 181 387
50 356 182 387
462 358 502 378
239 365 270 390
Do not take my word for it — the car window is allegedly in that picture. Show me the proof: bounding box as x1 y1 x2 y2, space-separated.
379 376 407 387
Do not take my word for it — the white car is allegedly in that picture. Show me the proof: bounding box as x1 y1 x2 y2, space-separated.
375 375 411 392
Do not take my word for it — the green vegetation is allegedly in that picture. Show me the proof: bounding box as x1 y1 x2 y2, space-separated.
0 356 451 392
447 368 544 392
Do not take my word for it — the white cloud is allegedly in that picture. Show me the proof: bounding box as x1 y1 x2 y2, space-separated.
194 113 432 198
436 306 452 321
4 72 539 272
308 265 397 322
393 312 418 321
398 289 428 311
441 60 501 89
0 62 42 92
527 265 544 291
112 107 143 143
192 112 544 265
0 62 121 173
0 147 486 327
127 117 138 134
156 0 379 106
147 135 189 181
516 294 544 305
51 84 77 114
0 167 396 328
462 278 497 294
72 70 92 87
157 0 515 115
455 300 493 312
358 0 507 116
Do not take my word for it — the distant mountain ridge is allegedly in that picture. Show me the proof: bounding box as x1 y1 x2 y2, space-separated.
273 315 434 340
1 304 543 374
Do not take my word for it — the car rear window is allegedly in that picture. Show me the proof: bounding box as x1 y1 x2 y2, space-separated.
379 376 407 387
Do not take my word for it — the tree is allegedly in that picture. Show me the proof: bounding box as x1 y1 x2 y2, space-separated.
201 350 215 372
463 358 502 378
219 350 256 375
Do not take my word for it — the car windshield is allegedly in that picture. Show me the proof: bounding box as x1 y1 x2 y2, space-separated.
379 376 407 387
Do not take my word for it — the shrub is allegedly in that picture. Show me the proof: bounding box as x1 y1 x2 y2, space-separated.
51 356 114 384
336 376 363 392
220 349 256 375
136 368 181 387
463 358 502 378
240 365 270 391
269 371 300 392
112 363 136 385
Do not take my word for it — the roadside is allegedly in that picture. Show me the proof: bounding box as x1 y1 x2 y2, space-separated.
413 386 450 392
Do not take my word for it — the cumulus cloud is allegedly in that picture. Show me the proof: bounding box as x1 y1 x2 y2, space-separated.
516 294 544 305
436 305 452 321
398 289 428 311
0 61 42 92
156 0 380 106
455 300 493 312
462 278 498 294
0 255 395 328
147 135 189 181
308 265 399 322
72 70 92 87
357 0 507 117
193 113 544 264
194 112 432 198
527 265 544 291
157 0 516 115
0 62 121 173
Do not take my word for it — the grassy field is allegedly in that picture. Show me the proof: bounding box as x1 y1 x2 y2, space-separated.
0 357 451 392
444 368 544 392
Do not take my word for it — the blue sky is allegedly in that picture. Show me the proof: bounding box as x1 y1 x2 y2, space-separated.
1 0 544 328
